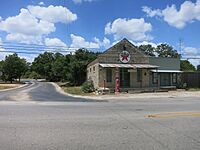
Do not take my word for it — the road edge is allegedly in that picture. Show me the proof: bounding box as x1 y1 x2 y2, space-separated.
50 82 103 100
50 82 200 100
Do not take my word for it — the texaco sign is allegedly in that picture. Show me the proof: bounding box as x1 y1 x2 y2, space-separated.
119 51 131 63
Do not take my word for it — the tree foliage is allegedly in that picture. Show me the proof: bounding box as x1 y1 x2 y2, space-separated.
180 60 196 71
31 49 99 85
1 53 28 83
197 65 200 72
138 43 180 58
138 44 155 56
156 44 180 58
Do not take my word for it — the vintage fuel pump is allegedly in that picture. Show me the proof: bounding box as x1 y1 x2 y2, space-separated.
115 77 119 94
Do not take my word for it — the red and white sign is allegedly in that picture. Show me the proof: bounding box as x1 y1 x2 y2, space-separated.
119 51 130 63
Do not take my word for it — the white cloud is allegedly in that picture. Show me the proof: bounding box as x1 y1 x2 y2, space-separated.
45 38 67 47
0 5 77 44
187 59 200 67
143 0 200 29
6 34 43 44
28 5 77 24
132 41 158 48
38 2 45 6
142 6 162 17
72 0 96 4
0 9 55 36
181 46 200 67
105 18 152 42
0 8 55 44
0 38 9 60
93 37 110 48
183 47 199 56
70 34 100 48
70 34 110 49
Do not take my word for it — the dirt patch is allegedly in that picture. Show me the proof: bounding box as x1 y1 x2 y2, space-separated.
0 84 21 90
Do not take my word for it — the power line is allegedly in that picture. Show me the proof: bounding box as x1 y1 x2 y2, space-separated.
0 42 98 50
0 50 42 55
0 42 98 55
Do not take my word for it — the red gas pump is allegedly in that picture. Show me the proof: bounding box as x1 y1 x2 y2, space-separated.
115 77 119 94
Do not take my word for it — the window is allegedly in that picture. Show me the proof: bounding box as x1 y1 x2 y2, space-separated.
90 68 92 73
172 73 177 84
137 69 142 82
106 69 112 82
93 66 95 72
152 72 158 84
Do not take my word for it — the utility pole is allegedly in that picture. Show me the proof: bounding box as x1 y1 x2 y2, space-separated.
179 38 183 57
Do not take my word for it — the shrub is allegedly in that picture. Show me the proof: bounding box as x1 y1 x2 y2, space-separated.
29 71 41 79
81 80 95 93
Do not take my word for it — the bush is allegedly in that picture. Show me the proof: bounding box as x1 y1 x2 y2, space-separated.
29 71 41 79
81 80 95 93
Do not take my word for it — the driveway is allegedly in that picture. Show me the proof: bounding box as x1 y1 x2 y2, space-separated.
0 80 98 102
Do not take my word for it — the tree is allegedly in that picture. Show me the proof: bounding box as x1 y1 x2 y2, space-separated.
197 65 200 71
51 53 70 82
180 60 196 71
156 44 180 58
31 49 99 84
68 49 99 85
138 44 155 56
31 52 55 80
0 61 5 81
2 53 28 83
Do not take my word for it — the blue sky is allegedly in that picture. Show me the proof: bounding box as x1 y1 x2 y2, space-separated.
0 0 200 65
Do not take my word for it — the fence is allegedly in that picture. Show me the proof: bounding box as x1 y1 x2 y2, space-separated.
181 72 200 88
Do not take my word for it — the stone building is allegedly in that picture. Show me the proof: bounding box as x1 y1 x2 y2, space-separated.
87 38 181 92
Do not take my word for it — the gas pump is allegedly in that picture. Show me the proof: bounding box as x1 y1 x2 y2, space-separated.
115 77 119 94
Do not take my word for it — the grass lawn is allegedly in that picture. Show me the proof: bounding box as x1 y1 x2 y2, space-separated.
62 86 95 96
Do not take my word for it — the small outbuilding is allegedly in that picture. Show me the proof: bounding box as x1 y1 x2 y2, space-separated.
87 38 181 92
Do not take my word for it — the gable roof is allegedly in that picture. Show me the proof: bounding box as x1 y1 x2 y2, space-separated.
88 38 149 67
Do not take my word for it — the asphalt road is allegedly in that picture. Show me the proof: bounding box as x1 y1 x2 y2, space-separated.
0 81 200 150
0 80 97 102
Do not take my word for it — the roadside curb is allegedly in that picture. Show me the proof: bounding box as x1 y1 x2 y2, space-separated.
0 83 28 92
51 82 200 100
50 82 103 100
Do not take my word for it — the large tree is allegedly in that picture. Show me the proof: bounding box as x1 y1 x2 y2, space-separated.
197 65 200 71
156 44 180 58
31 52 55 80
68 49 99 85
2 53 28 83
31 49 99 84
180 60 196 71
138 44 155 56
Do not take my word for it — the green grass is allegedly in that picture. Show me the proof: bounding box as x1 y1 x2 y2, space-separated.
187 88 200 91
62 86 95 96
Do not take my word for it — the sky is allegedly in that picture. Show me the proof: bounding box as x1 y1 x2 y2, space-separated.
0 0 200 66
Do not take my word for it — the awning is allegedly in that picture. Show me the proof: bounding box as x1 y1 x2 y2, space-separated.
151 69 182 73
99 63 159 69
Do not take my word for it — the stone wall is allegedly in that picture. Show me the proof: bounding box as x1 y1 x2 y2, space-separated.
87 63 99 89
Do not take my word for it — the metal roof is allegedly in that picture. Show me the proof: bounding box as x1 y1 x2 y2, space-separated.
151 69 182 73
99 63 159 69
